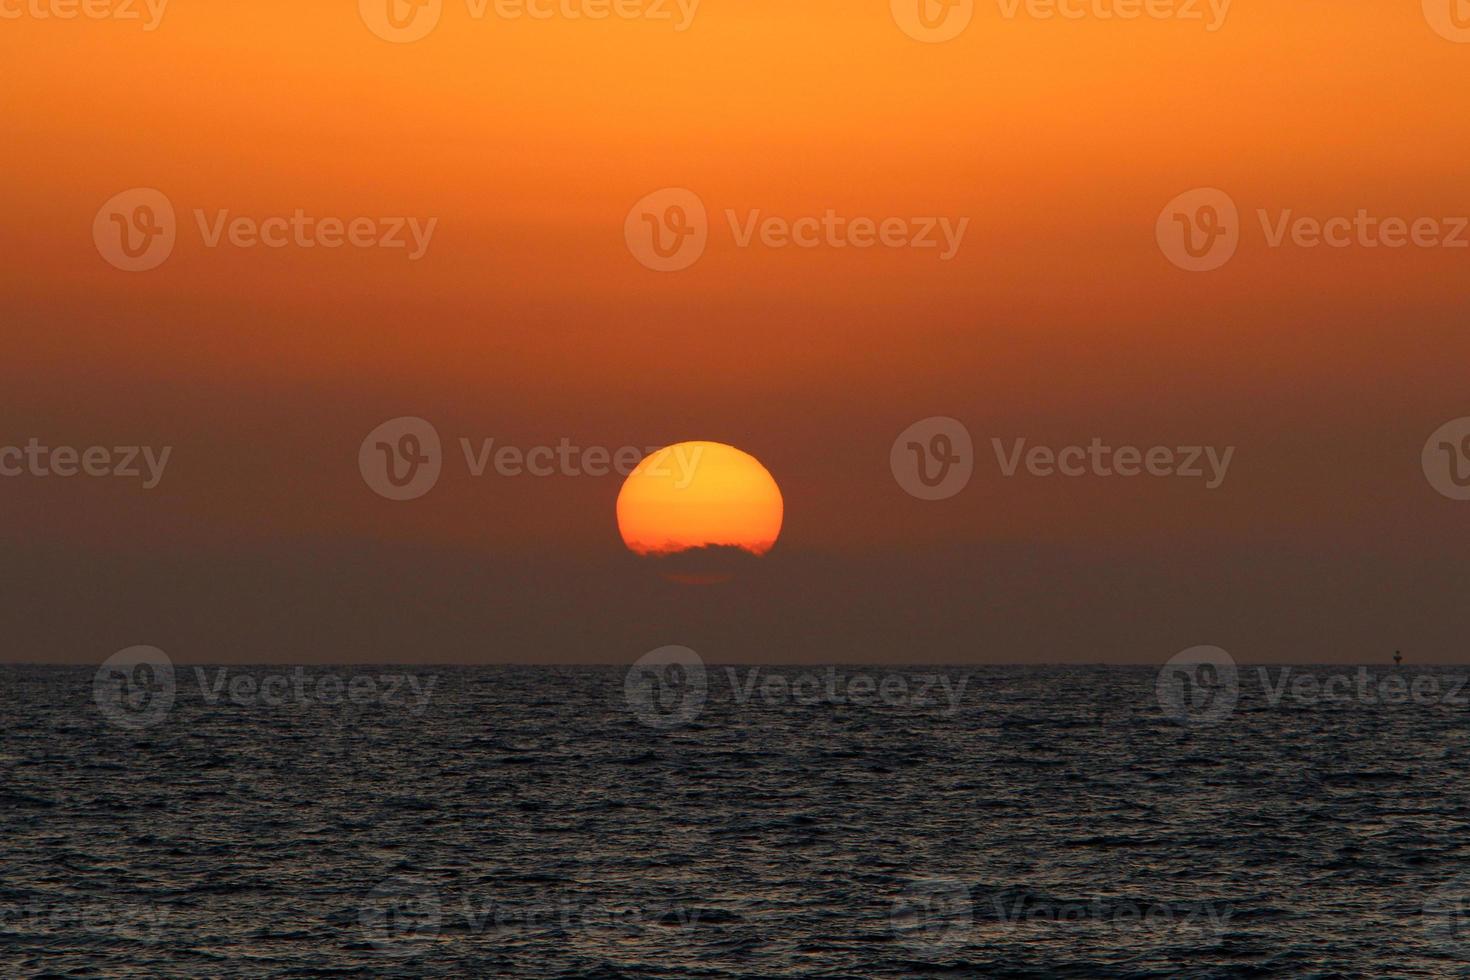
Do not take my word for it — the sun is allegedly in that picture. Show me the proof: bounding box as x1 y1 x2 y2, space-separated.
616 442 783 557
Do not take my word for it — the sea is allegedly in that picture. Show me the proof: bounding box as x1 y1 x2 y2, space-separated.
3 662 1470 977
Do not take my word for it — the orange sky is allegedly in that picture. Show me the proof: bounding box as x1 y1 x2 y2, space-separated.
2 0 1467 661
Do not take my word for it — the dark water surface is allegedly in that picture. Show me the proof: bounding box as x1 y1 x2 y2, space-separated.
4 663 1470 977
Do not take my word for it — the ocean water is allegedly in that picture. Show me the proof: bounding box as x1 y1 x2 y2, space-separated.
4 662 1470 977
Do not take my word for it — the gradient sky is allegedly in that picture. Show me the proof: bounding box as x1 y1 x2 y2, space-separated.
2 0 1467 663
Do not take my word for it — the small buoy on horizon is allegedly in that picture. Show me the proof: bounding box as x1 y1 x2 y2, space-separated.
1393 650 1403 666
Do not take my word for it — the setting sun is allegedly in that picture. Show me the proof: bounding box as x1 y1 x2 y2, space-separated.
616 442 783 557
